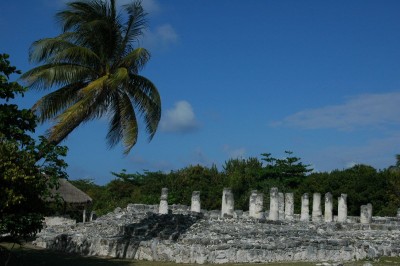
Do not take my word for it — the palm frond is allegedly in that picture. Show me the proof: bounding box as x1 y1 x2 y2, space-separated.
107 67 129 89
50 46 101 66
56 0 120 60
120 48 150 73
125 74 161 140
20 63 93 90
119 1 147 55
29 36 77 63
48 80 108 144
120 93 138 154
32 82 85 123
106 93 123 148
107 92 138 154
56 0 108 32
79 74 108 95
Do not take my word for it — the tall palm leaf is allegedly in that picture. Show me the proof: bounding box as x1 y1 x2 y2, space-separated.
21 0 161 154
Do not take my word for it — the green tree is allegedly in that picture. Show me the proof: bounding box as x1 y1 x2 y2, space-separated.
167 165 223 209
223 157 263 210
0 54 68 244
298 164 391 216
21 0 161 154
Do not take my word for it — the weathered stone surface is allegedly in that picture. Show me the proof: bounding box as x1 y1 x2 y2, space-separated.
249 190 257 218
360 204 373 224
44 216 76 226
159 188 169 214
34 204 400 264
221 188 234 217
191 191 201 213
249 190 263 219
269 187 279 221
312 193 322 222
278 192 285 221
338 194 348 223
284 193 294 221
301 193 310 221
324 192 333 223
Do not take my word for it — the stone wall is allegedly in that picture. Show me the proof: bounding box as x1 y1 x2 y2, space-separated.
34 203 400 264
44 216 76 226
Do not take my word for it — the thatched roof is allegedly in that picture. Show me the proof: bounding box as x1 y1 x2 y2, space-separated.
50 178 92 205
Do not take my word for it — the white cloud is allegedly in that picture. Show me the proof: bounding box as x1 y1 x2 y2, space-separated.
154 24 178 43
160 101 200 133
141 0 161 14
142 24 178 50
222 145 246 159
310 132 400 171
272 92 400 131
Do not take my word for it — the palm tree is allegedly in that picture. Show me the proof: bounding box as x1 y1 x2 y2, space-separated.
21 0 161 154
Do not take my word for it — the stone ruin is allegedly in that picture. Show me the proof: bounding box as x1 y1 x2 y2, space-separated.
34 187 400 264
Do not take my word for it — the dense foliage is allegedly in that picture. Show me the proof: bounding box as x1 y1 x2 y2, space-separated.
0 54 68 242
70 151 400 218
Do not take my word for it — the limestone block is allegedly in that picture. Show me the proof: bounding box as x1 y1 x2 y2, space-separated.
360 203 373 224
324 192 333 222
249 190 258 218
337 194 348 223
367 203 373 221
300 193 309 221
249 190 264 219
254 193 264 219
159 188 169 214
278 192 285 220
284 193 294 221
269 187 279 221
312 193 322 222
191 191 201 213
221 188 234 217
44 216 76 226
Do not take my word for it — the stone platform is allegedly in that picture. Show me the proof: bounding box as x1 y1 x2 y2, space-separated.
34 204 400 264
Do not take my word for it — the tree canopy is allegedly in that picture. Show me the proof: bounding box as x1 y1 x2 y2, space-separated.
0 54 68 242
71 152 400 218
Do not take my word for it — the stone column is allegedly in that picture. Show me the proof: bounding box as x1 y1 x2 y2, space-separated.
337 194 348 223
300 193 309 221
249 190 258 218
312 193 322 222
82 208 86 223
284 193 294 221
366 203 373 223
254 192 264 219
269 187 279 221
221 188 234 217
278 192 285 220
360 204 372 224
159 188 169 214
90 211 96 221
324 192 333 222
250 190 264 219
191 191 201 213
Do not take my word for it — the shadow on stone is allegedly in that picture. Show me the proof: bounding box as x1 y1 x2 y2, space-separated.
116 212 203 259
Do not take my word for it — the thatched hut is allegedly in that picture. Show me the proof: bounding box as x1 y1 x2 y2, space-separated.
49 178 93 222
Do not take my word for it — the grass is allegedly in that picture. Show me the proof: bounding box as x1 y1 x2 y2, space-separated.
1 242 400 266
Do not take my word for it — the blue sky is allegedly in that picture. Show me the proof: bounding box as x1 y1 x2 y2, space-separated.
2 0 400 184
